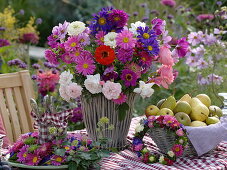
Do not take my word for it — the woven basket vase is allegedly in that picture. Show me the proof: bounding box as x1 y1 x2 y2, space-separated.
148 128 198 156
81 93 136 150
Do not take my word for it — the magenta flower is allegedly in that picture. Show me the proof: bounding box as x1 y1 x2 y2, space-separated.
78 33 90 46
117 48 133 63
120 69 138 87
64 36 80 52
17 145 30 163
31 132 39 138
197 14 214 21
174 37 189 58
116 29 136 49
125 62 141 78
75 55 96 76
172 144 183 157
52 21 69 40
151 18 166 35
0 39 10 47
147 115 156 122
109 9 128 28
139 51 152 66
163 115 175 126
95 31 105 45
37 143 52 157
133 143 143 151
112 93 127 104
45 49 59 65
26 153 41 166
160 0 176 8
19 33 39 44
148 121 154 127
51 155 66 166
176 128 184 136
9 140 24 153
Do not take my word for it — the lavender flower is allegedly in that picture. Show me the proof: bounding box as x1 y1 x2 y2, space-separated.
19 9 24 15
0 27 6 31
32 64 41 69
36 18 42 25
197 74 209 85
133 12 138 17
207 74 223 85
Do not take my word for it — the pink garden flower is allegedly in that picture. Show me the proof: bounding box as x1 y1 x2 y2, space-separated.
112 93 127 104
51 155 66 166
37 143 52 157
172 144 183 157
196 14 214 21
66 83 83 99
17 145 30 163
147 115 156 122
160 0 176 8
176 128 184 136
187 32 201 46
102 81 122 100
133 143 143 151
139 51 152 66
151 18 166 35
125 62 141 78
64 36 80 52
78 33 90 46
116 29 136 49
75 55 96 76
155 65 174 89
45 49 59 65
158 45 174 66
95 31 105 45
26 153 41 166
174 37 189 58
163 115 175 126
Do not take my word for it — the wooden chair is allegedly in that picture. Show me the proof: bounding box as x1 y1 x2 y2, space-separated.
0 70 35 143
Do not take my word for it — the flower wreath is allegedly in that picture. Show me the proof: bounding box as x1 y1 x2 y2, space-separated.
132 115 189 166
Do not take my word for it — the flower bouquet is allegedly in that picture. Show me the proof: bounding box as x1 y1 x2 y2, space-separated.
44 7 189 149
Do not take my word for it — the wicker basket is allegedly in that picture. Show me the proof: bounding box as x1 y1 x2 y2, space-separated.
148 127 198 156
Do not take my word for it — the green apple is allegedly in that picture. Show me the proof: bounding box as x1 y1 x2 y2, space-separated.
175 112 191 126
173 101 192 115
145 105 159 117
157 99 166 109
196 94 211 108
190 121 207 127
160 96 176 110
209 105 223 117
206 117 220 125
157 108 174 116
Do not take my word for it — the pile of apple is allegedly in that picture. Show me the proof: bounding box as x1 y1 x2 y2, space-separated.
145 94 223 127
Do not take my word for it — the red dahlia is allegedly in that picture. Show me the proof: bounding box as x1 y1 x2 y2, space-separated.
94 45 115 65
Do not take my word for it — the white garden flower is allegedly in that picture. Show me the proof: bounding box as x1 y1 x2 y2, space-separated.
167 151 175 157
179 139 184 144
135 124 144 133
159 155 165 163
84 74 102 94
59 85 71 102
104 32 117 48
102 81 122 100
133 81 155 99
129 21 146 35
66 83 83 99
59 70 73 86
67 21 86 36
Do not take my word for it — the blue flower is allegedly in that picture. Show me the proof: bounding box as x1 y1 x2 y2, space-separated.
133 138 143 145
137 26 156 44
144 119 148 126
143 39 159 56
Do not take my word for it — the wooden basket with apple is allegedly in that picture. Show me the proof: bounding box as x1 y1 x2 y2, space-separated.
145 94 223 156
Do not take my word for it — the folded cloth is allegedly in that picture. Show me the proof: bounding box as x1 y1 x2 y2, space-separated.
184 116 227 156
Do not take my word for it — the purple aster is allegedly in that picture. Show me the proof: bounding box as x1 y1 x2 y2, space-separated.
64 36 80 52
174 37 189 58
75 55 96 76
207 74 223 85
151 18 166 35
0 39 10 47
197 74 209 85
71 107 83 123
52 21 69 40
17 145 30 163
51 155 66 166
125 62 141 78
102 66 118 81
19 63 27 68
137 26 156 44
142 38 159 56
196 58 208 69
77 33 90 46
138 51 153 67
44 61 58 69
117 48 133 63
120 69 138 87
47 34 59 48
109 9 129 28
32 63 40 69
45 49 59 65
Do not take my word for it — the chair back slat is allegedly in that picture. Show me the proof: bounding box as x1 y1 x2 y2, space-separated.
0 89 14 142
13 87 30 133
4 88 22 141
0 70 35 143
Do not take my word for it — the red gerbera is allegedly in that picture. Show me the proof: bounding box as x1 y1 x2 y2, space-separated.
94 45 115 65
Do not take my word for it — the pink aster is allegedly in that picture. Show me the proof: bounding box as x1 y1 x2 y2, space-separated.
37 142 52 157
176 128 184 136
78 33 90 46
17 145 30 163
139 51 152 66
133 143 143 151
95 31 105 45
116 29 136 49
31 131 39 138
125 62 141 78
112 93 127 104
172 144 184 157
163 115 175 126
69 47 83 59
109 9 129 28
9 140 24 153
51 155 66 166
26 153 41 166
61 53 73 64
64 36 80 52
45 49 59 65
117 48 133 63
75 55 96 76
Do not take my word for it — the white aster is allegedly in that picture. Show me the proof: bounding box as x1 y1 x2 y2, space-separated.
67 21 86 36
129 21 146 35
135 124 144 133
104 32 117 48
133 81 155 99
167 151 175 157
84 74 102 94
59 70 73 86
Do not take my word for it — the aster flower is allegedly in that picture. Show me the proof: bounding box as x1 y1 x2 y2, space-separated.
102 66 118 81
143 38 159 56
117 48 133 63
45 49 59 65
112 93 127 104
47 35 58 48
109 9 128 28
125 62 141 78
37 143 52 157
52 21 69 40
151 18 166 35
51 155 66 166
104 32 118 48
78 33 90 46
137 26 156 44
116 29 136 49
138 51 153 66
120 69 138 87
95 31 106 45
67 21 86 36
94 45 115 65
17 145 30 163
26 153 41 166
64 36 80 52
129 21 146 35
75 55 96 76
172 144 183 157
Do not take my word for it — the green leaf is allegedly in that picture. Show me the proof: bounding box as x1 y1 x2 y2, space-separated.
69 161 78 170
118 102 129 121
55 149 66 157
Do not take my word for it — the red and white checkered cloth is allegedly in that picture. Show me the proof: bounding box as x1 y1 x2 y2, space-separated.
74 116 227 170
